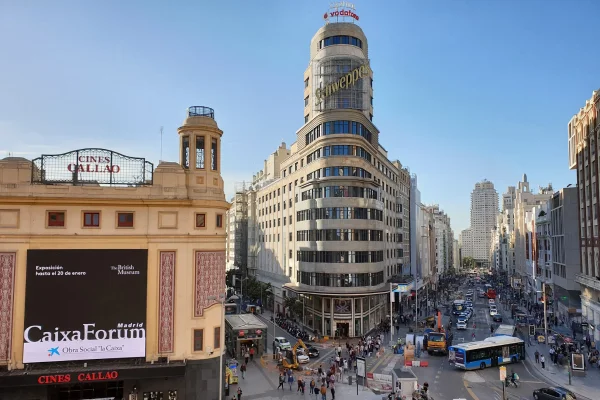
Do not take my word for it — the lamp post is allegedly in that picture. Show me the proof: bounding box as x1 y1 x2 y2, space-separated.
240 277 249 302
208 293 227 400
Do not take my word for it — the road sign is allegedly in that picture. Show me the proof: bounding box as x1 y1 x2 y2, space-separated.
499 366 507 381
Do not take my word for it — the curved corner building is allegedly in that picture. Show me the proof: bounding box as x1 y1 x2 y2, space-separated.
242 18 411 338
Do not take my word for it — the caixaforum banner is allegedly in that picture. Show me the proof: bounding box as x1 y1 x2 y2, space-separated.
23 249 148 363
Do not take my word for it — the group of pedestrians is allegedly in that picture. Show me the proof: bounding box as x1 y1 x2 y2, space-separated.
230 344 256 400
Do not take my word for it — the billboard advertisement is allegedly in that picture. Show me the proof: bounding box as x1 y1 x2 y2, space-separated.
24 249 148 363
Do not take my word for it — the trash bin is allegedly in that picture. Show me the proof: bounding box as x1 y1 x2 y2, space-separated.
348 376 353 385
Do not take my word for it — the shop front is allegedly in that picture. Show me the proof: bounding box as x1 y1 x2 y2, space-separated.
0 363 186 400
287 288 388 338
225 314 268 359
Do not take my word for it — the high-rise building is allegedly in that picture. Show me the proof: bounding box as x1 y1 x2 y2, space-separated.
461 180 499 265
425 205 453 275
568 89 600 340
233 16 412 338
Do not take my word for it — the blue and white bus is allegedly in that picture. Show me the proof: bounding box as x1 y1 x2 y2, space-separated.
452 300 466 315
448 336 525 370
493 324 516 337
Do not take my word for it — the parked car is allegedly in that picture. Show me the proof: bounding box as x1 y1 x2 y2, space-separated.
533 386 576 400
274 337 292 351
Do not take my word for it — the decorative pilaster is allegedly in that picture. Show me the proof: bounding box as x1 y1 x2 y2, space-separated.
158 251 176 353
194 251 225 317
0 253 16 361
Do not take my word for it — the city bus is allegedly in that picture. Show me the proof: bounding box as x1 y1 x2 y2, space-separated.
448 336 525 370
452 300 467 315
493 324 516 337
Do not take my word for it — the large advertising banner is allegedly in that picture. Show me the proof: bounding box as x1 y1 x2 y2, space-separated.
24 249 148 363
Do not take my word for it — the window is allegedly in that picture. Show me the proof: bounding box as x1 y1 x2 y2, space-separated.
211 138 218 170
196 136 205 169
304 77 309 88
47 211 65 227
193 329 204 351
214 326 221 349
304 96 309 107
216 214 223 228
304 114 309 123
196 213 206 228
182 136 190 169
117 212 134 228
83 212 100 227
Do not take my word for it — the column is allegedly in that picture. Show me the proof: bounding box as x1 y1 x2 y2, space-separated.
321 296 325 336
330 297 335 337
351 297 355 337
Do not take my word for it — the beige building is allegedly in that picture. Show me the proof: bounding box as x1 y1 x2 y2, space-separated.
569 89 600 340
0 106 229 400
230 22 411 338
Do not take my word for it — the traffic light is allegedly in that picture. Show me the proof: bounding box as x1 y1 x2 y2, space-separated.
529 325 535 336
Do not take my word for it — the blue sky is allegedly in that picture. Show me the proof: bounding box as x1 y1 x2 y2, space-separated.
1 0 598 234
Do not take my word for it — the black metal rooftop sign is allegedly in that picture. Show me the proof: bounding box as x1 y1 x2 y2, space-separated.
31 148 153 186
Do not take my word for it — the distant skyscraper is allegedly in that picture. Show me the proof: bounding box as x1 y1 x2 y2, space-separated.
461 180 499 264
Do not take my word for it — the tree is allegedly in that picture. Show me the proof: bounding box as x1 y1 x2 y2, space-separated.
462 256 475 270
284 296 303 319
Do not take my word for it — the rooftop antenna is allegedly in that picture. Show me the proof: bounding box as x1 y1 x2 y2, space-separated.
160 126 164 161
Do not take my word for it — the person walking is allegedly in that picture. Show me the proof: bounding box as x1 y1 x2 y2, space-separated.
540 354 546 369
320 383 327 400
329 380 336 400
310 378 317 399
249 346 255 362
534 350 540 364
240 363 246 379
277 373 285 390
288 371 294 391
236 387 242 400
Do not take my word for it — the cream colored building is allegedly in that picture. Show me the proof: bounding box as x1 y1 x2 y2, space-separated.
232 22 411 338
569 89 600 340
0 106 229 400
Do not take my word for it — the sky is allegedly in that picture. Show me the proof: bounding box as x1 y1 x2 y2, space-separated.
1 0 599 234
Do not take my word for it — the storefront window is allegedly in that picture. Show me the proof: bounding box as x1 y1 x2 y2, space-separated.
363 315 369 333
355 298 361 314
324 298 331 313
362 297 368 312
334 299 351 314
315 296 322 311
355 318 361 336
315 315 322 335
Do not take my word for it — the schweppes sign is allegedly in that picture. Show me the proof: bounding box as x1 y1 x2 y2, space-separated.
315 64 371 103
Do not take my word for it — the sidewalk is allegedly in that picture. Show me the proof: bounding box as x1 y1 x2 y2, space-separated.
238 353 382 400
500 307 598 400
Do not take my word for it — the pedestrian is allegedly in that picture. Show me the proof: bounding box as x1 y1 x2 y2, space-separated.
534 350 540 364
330 380 336 400
236 387 242 400
277 373 285 390
320 384 327 400
240 363 246 379
540 354 545 369
310 378 316 399
249 346 255 362
244 350 249 365
288 371 294 391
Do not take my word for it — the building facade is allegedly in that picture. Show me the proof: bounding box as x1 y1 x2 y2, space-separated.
550 187 582 325
460 180 499 265
0 107 229 400
232 19 412 338
569 89 600 340
425 205 453 275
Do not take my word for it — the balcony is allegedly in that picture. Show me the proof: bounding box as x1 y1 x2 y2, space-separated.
575 273 600 291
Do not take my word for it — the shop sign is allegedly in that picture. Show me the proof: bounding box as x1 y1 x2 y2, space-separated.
37 370 119 385
315 64 370 103
324 2 359 21
31 148 153 186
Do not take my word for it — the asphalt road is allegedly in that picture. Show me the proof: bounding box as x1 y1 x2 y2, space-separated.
391 282 557 400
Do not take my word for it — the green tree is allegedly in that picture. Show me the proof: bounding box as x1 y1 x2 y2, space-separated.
462 256 475 269
283 296 303 319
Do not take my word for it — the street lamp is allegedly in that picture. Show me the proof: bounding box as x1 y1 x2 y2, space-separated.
208 293 227 400
240 277 249 301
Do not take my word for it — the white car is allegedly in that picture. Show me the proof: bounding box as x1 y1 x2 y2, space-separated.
488 299 496 306
456 319 467 330
296 348 310 364
490 308 498 316
274 337 292 351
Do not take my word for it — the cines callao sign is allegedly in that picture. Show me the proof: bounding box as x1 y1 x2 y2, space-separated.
315 64 371 103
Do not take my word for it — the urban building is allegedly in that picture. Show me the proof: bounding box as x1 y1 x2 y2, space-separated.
460 180 499 266
0 106 229 400
230 18 412 338
568 89 600 339
453 239 460 273
512 175 553 304
425 205 453 275
549 187 581 325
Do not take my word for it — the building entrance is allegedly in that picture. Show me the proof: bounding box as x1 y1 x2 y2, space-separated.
47 381 124 400
336 322 350 338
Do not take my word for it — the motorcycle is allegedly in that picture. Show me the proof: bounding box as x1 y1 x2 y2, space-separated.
504 376 519 388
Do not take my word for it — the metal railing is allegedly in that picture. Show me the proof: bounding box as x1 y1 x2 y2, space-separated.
187 106 214 119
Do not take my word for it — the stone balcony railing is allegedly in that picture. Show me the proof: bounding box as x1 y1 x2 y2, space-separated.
575 273 600 291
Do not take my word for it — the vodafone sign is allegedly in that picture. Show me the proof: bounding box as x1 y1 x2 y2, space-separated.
324 2 359 22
